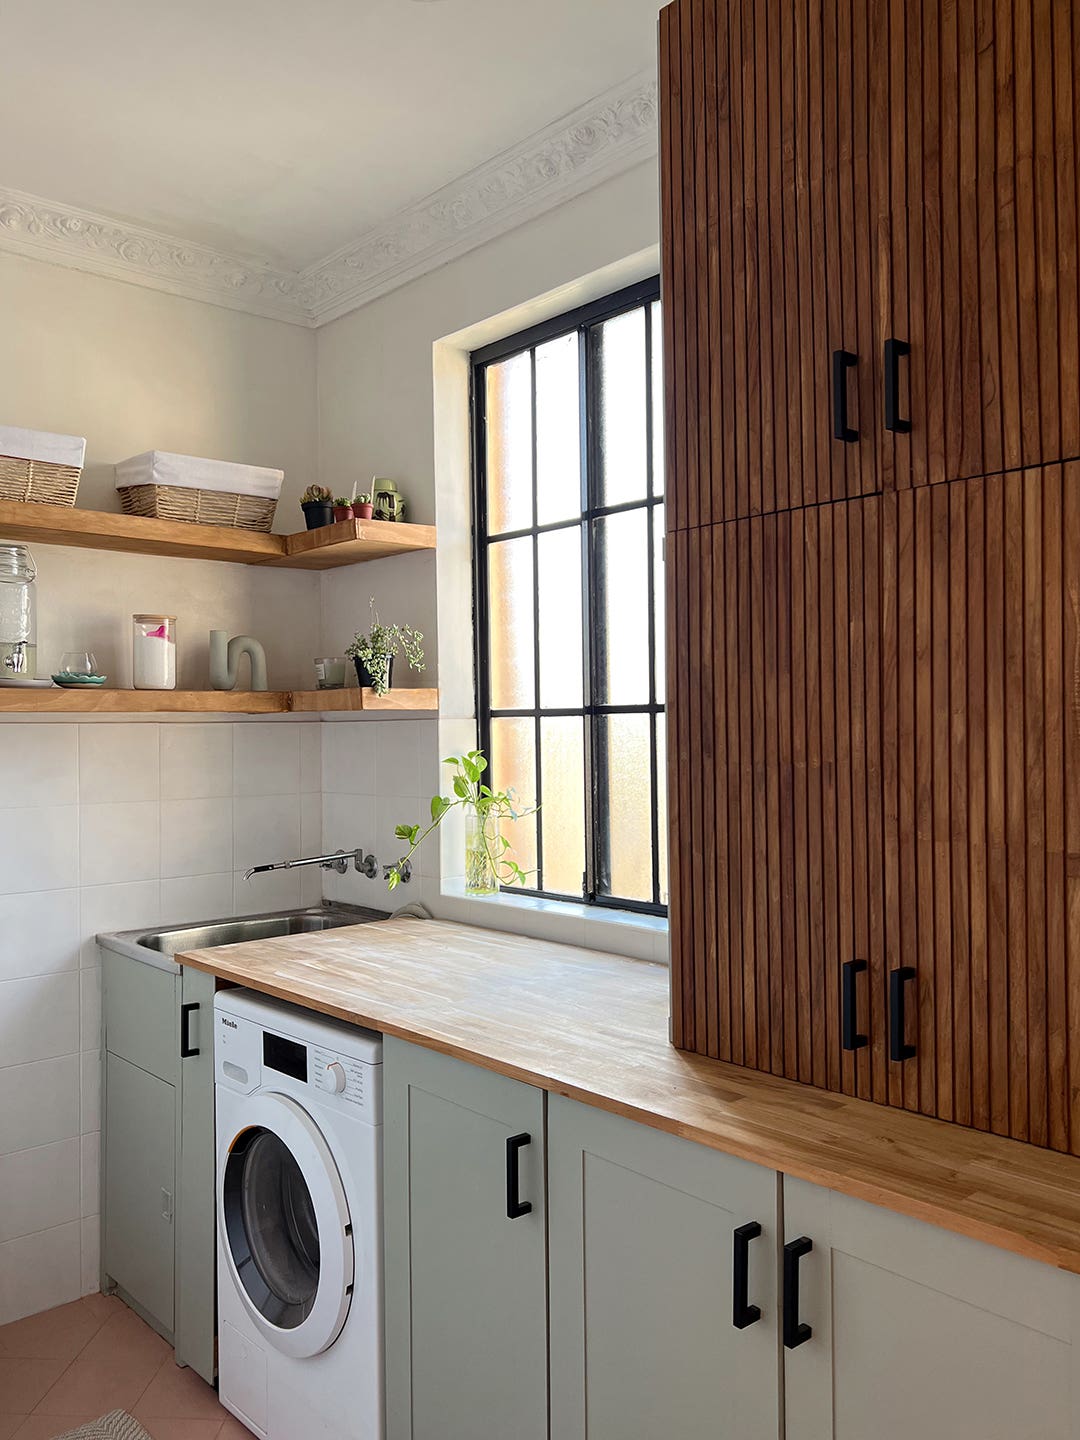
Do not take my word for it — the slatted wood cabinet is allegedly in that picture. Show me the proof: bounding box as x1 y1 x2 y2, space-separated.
663 0 1080 1153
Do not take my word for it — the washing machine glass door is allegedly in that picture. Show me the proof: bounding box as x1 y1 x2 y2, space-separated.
221 1092 354 1359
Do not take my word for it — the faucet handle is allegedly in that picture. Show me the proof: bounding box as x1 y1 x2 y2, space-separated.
384 858 412 885
354 850 379 880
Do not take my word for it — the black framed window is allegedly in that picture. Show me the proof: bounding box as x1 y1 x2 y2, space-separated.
471 278 666 915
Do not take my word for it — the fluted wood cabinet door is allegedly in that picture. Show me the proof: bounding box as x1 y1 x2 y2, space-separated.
884 463 1080 1153
660 0 880 527
668 496 886 1102
873 0 1080 491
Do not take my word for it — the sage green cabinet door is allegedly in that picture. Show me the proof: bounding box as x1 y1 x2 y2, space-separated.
549 1096 781 1440
383 1038 547 1440
783 1177 1080 1440
104 1052 176 1332
175 966 216 1383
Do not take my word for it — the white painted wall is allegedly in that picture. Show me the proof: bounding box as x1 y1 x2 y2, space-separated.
0 719 322 1325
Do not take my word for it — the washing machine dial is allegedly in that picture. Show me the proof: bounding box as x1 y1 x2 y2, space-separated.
324 1061 347 1094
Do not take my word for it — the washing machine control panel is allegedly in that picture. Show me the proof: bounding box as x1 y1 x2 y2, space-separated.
312 1046 369 1106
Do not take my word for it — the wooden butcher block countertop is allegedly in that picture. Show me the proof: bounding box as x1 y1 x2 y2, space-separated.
180 916 1080 1275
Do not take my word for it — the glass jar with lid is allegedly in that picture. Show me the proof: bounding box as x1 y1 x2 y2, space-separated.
0 544 38 678
133 614 177 690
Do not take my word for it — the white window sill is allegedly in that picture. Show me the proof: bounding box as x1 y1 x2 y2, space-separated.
428 877 669 966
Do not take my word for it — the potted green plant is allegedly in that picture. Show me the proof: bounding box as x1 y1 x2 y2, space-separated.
300 484 334 529
386 750 537 895
344 597 425 695
354 491 374 520
333 495 354 522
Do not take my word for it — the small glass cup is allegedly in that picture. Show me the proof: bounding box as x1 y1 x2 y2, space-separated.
58 651 99 679
314 657 346 690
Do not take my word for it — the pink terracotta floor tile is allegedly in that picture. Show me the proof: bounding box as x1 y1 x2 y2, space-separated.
138 1420 225 1440
78 1311 171 1372
0 1360 68 1415
216 1420 256 1439
11 1416 98 1440
78 1296 124 1327
32 1353 161 1418
0 1417 28 1440
0 1300 107 1364
133 1363 228 1424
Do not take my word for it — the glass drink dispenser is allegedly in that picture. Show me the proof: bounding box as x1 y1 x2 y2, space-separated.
0 544 37 678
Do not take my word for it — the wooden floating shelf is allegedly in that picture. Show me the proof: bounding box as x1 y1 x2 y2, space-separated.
0 501 436 570
0 688 439 715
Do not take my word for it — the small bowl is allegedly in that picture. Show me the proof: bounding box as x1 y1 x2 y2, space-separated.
52 673 108 688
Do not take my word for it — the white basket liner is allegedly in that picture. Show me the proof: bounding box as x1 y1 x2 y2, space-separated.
0 425 86 468
115 451 283 500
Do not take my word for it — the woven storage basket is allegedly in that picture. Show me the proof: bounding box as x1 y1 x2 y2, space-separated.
0 454 82 506
117 483 277 532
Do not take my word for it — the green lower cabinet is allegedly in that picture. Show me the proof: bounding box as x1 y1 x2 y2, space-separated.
548 1096 781 1440
383 1038 548 1440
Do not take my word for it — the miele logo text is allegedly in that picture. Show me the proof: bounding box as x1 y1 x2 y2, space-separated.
220 1017 238 1029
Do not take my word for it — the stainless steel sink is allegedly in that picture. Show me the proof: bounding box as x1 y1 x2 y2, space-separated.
98 902 394 971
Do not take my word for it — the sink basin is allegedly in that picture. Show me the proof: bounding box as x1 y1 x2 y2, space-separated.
98 903 393 971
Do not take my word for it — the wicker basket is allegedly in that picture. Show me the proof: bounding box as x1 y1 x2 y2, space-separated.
0 454 82 506
117 483 277 532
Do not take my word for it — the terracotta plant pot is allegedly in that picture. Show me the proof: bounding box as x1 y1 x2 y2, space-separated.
355 502 374 520
333 505 354 522
301 501 334 530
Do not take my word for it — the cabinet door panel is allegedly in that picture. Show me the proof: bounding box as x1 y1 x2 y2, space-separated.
174 966 216 1383
549 1097 779 1440
103 1052 175 1332
783 1177 1080 1440
383 1039 547 1440
876 0 1080 488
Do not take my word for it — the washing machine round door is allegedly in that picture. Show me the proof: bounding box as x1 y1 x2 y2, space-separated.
220 1092 354 1359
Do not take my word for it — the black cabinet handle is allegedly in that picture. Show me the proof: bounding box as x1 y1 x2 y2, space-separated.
889 966 917 1061
884 338 912 433
841 959 868 1051
832 349 858 442
783 1236 813 1348
732 1221 763 1329
179 1001 200 1059
505 1133 532 1219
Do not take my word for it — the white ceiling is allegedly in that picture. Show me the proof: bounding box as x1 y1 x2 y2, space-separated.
0 0 660 271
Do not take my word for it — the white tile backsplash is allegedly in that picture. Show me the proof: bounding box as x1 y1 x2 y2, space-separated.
374 721 421 797
0 725 78 808
78 724 160 804
324 723 377 795
79 801 160 886
0 890 79 982
0 718 315 1321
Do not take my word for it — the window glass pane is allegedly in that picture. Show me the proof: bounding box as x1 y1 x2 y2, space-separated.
539 718 585 897
535 335 581 526
651 300 664 496
602 714 653 903
653 504 665 702
488 538 535 709
597 308 647 506
596 508 650 705
485 353 533 535
537 526 583 708
656 714 668 905
490 717 538 880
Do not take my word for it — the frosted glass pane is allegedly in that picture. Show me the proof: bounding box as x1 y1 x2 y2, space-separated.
540 718 585 897
597 509 650 705
490 717 538 880
603 714 653 904
536 335 582 526
653 505 665 702
488 538 535 709
651 300 664 495
656 714 668 905
598 308 648 506
537 527 583 708
486 353 533 535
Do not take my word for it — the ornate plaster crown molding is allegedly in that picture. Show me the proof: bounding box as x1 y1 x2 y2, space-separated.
0 69 657 328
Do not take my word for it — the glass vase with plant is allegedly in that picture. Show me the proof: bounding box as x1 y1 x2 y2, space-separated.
344 597 425 696
387 750 536 895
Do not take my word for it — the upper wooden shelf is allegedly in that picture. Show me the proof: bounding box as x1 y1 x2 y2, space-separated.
0 687 439 715
0 501 436 570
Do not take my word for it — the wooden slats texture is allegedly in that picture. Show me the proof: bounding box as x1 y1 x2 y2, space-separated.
662 0 1080 1153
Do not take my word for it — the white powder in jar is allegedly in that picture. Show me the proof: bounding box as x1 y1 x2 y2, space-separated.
133 616 177 689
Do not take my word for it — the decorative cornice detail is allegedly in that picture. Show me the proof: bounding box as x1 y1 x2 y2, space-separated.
0 69 657 328
300 70 658 325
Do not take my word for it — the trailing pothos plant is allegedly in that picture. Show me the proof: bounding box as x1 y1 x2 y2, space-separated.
386 749 537 891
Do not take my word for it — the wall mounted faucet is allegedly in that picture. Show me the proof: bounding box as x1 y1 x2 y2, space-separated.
245 847 383 881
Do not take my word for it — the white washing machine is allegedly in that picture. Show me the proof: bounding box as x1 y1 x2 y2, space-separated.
214 988 384 1440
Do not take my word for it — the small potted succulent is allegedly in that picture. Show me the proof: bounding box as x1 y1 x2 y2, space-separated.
345 597 425 695
354 491 374 520
300 484 334 529
333 496 354 522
